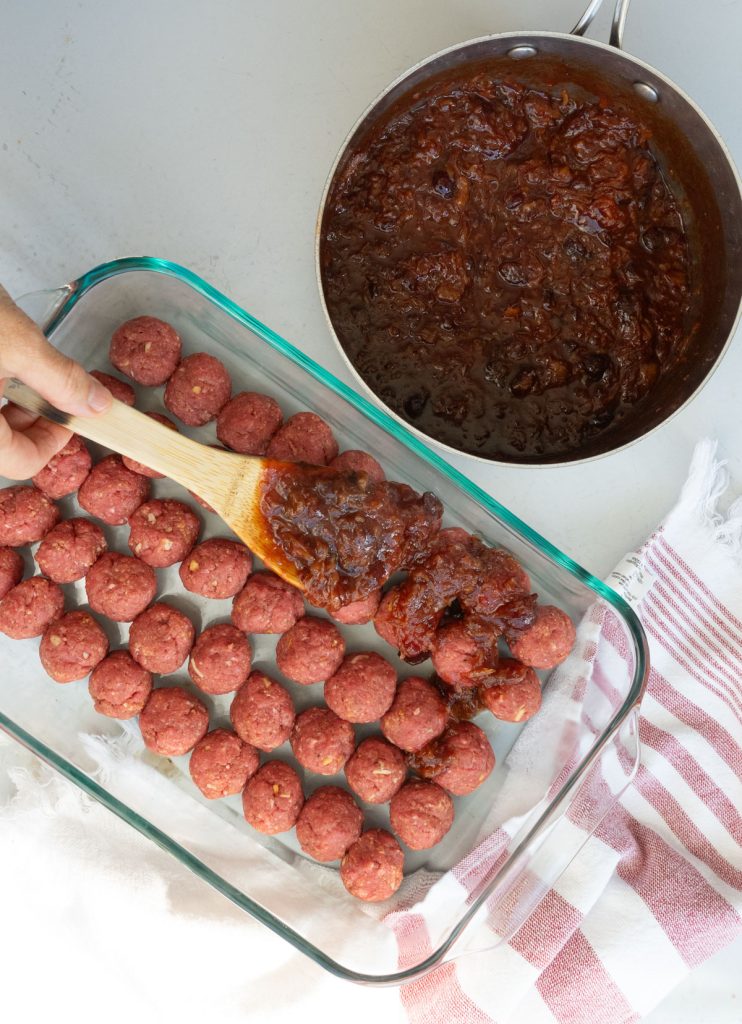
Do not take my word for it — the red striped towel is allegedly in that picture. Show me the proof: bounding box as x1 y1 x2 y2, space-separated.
395 439 742 1024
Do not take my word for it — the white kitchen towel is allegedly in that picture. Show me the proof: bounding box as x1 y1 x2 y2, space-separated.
394 438 742 1024
0 440 740 1024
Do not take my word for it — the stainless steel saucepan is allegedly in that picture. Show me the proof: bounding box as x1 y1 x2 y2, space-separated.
316 0 742 466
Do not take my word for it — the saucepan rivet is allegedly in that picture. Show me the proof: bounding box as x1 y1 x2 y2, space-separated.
507 45 538 59
634 82 660 103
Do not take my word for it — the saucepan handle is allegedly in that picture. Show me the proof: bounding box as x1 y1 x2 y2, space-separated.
571 0 631 49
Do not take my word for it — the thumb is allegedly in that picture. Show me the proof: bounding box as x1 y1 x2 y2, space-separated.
0 286 111 416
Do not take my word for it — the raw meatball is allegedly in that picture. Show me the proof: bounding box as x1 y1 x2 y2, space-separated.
266 412 338 465
433 527 473 552
230 671 295 751
380 676 448 753
295 786 363 862
461 549 531 619
78 455 150 525
85 551 156 622
39 610 109 683
340 829 404 902
242 760 304 834
413 721 495 796
188 623 252 695
189 728 259 799
389 781 454 850
32 434 91 498
330 589 381 626
0 577 64 639
216 391 283 455
431 619 488 690
109 316 181 386
36 518 106 584
509 605 576 669
139 685 209 756
179 538 251 599
129 602 195 674
324 652 397 723
122 413 178 478
373 587 445 659
479 658 542 722
231 571 304 634
0 486 60 546
0 547 24 599
88 650 153 718
275 616 345 684
291 707 355 775
345 736 407 804
164 352 231 426
330 450 385 484
90 370 136 406
128 499 200 568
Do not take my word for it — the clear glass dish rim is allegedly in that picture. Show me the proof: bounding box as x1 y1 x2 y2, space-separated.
0 256 649 985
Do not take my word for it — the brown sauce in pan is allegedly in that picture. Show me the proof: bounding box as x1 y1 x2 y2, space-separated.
320 67 693 460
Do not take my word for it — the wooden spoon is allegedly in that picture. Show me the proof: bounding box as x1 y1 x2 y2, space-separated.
4 378 304 588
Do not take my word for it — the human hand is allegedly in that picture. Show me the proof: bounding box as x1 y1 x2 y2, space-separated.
0 284 111 480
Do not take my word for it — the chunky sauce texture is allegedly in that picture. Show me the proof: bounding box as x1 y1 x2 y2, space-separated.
321 70 692 459
260 465 442 609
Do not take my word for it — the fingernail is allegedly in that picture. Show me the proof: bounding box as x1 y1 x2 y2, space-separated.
87 378 112 412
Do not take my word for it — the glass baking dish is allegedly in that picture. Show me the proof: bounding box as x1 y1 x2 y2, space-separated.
0 257 648 984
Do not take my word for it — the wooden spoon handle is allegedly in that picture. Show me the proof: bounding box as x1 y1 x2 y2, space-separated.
4 378 235 500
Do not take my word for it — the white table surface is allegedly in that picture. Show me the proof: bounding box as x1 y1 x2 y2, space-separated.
0 0 740 1020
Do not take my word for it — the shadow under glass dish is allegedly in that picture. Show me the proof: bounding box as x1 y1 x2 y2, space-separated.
316 0 742 466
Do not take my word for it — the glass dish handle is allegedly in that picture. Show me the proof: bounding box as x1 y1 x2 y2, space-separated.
14 285 72 332
449 707 641 962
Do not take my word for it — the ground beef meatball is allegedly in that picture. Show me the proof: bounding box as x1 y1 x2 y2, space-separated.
329 450 385 483
122 413 178 478
431 619 490 690
109 316 181 386
188 728 259 799
85 551 156 622
330 589 382 626
479 658 542 722
216 391 283 455
0 486 60 546
127 499 200 568
373 586 445 660
275 616 345 684
231 571 304 634
380 676 448 753
340 829 404 902
0 547 24 599
179 538 251 599
509 605 576 669
230 671 295 752
295 786 363 862
78 455 150 525
164 352 232 426
291 707 355 775
88 650 153 718
412 721 495 795
324 652 397 723
460 549 531 619
139 685 209 756
242 760 304 834
39 610 109 683
389 780 454 850
266 412 338 465
433 527 474 552
32 434 92 498
36 518 106 584
0 577 64 639
345 736 407 804
188 623 252 695
129 602 195 674
90 370 136 406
